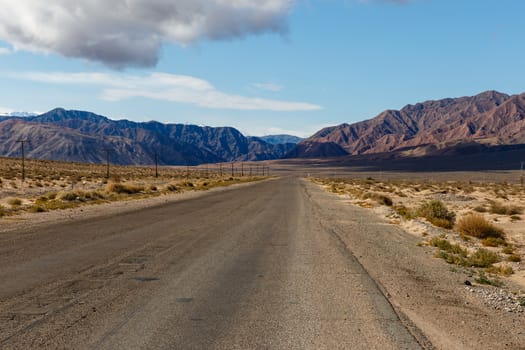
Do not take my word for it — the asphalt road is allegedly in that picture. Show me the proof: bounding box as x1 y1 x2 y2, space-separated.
0 177 422 349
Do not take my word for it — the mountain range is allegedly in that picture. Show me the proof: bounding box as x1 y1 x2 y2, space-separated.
1 90 524 167
289 90 525 158
0 109 298 165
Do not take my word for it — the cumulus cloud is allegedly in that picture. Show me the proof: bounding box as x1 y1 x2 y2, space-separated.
0 0 295 68
6 71 322 112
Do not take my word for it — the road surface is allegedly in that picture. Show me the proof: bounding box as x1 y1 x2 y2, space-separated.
0 177 426 349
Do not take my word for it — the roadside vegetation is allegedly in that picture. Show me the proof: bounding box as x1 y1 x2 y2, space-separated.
312 176 525 287
0 157 269 217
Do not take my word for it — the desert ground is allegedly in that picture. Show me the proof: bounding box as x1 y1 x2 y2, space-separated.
0 157 269 219
1 156 525 349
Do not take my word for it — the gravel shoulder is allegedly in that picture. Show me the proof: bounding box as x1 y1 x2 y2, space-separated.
306 180 525 349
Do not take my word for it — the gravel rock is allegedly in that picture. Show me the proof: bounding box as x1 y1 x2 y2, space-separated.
466 286 525 313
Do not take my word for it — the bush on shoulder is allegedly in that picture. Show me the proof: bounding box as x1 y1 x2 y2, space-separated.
456 214 505 240
417 200 456 229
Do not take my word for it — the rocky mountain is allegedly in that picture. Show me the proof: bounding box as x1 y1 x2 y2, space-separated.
258 134 303 145
291 90 525 158
0 108 295 165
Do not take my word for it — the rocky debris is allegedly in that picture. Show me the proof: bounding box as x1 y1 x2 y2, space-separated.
431 193 475 202
466 286 525 313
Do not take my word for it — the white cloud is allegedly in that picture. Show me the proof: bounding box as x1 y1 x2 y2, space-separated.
252 83 284 92
0 0 295 68
0 47 11 55
6 71 322 112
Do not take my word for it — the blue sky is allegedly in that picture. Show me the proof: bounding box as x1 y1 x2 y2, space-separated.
0 0 524 137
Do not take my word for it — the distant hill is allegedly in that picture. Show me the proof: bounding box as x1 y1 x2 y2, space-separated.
0 108 295 165
289 90 525 158
258 134 303 145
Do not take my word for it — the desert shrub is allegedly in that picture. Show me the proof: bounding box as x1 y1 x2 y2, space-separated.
363 192 393 206
489 202 522 215
428 237 466 255
501 245 515 254
7 198 22 206
476 273 503 287
417 200 456 229
456 214 505 239
166 183 178 192
429 237 468 265
473 206 487 213
47 192 57 200
105 182 144 194
481 237 506 247
510 215 522 221
467 248 500 268
29 205 47 213
393 205 414 220
57 191 79 201
507 254 521 262
0 204 5 217
486 264 514 276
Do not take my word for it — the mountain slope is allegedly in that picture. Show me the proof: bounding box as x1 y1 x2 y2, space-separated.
258 134 303 145
291 91 525 158
0 108 295 165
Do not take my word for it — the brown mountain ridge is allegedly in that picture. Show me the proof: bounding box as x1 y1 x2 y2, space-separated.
0 109 297 165
289 90 525 158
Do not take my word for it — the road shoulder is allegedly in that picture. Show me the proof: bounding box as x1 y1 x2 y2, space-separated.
304 179 525 350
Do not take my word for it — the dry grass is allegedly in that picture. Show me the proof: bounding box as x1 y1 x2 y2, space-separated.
363 192 393 206
467 248 500 268
456 214 505 239
416 200 456 229
489 202 523 216
105 182 145 195
313 175 525 283
0 157 268 217
6 198 22 206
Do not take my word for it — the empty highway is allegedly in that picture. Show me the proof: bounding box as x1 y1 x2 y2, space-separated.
1 177 523 349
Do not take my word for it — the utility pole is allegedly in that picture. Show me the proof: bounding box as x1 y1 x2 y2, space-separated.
104 148 111 179
16 140 28 182
520 161 525 189
241 163 244 177
154 153 159 178
249 164 253 177
231 162 234 177
219 164 223 177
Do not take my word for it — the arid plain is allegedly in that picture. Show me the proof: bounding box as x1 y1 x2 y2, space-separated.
1 156 525 349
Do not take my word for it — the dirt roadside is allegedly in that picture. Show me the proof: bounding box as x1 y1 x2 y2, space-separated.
305 179 525 350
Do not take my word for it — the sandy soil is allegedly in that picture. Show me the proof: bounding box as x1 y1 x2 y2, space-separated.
313 177 525 294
